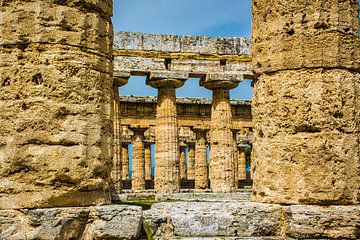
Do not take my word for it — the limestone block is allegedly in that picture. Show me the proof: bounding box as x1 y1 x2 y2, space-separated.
180 35 217 54
143 202 284 238
252 0 360 74
216 37 251 56
252 69 359 204
170 59 221 73
284 205 360 239
143 33 180 52
114 56 166 72
114 32 143 51
0 205 143 240
0 0 113 209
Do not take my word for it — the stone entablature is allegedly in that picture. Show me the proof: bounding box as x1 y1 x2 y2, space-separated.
113 31 253 85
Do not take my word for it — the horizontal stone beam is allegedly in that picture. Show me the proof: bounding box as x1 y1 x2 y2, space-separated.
114 32 251 56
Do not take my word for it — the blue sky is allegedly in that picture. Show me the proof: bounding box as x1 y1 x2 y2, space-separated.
113 0 253 100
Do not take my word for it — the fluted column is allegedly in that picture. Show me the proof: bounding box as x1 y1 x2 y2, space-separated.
112 73 130 194
194 129 209 191
238 146 247 181
252 0 359 204
201 74 241 193
180 144 187 180
145 143 152 181
187 144 195 180
232 130 239 189
210 89 234 192
131 128 146 192
147 71 187 193
0 0 114 209
121 143 129 180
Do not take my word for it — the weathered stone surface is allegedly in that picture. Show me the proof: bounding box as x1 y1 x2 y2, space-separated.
131 128 146 192
208 89 235 193
284 204 360 239
251 0 360 205
143 202 284 238
145 144 152 181
251 0 360 74
194 129 209 191
0 0 113 209
0 205 143 240
121 144 129 180
152 85 182 193
252 69 359 204
114 32 251 56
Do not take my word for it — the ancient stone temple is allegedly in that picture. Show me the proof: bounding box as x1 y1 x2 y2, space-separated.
0 0 359 239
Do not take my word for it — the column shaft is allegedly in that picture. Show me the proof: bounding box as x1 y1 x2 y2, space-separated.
252 0 359 204
238 148 247 180
154 86 180 193
180 146 187 180
209 89 235 192
233 135 239 189
187 144 195 180
112 87 122 193
121 144 129 180
195 130 209 191
0 1 113 209
132 130 146 192
145 144 152 181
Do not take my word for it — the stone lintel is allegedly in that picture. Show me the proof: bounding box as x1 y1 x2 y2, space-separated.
114 31 251 56
147 71 189 88
201 73 243 90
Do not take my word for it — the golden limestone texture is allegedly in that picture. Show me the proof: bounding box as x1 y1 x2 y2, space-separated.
0 0 114 209
251 0 360 204
194 129 209 191
153 86 181 193
131 128 146 192
209 89 235 193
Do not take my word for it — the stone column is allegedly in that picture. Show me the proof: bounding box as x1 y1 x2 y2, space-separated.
121 143 129 180
131 128 146 192
111 73 130 194
147 71 188 193
252 0 359 204
187 144 196 180
0 0 113 209
179 144 187 180
194 129 209 191
144 143 152 181
232 131 239 189
238 146 247 181
202 74 240 193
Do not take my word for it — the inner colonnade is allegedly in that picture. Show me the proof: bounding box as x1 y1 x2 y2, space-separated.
112 32 254 194
119 96 253 192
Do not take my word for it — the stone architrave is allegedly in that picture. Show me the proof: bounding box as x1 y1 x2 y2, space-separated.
201 73 242 193
0 1 114 209
131 128 147 192
187 144 196 180
194 129 209 191
179 145 187 180
147 71 188 193
121 144 129 180
251 0 360 204
144 144 152 181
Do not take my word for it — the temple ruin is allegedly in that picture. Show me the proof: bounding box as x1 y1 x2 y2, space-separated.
0 0 359 239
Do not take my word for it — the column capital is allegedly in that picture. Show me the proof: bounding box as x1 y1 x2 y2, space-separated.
147 71 188 88
114 71 130 87
200 72 243 90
